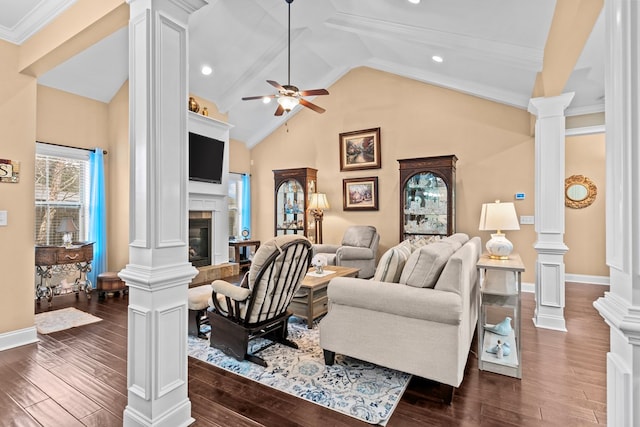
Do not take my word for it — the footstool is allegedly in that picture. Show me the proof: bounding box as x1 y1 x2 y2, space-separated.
96 272 128 299
188 285 212 338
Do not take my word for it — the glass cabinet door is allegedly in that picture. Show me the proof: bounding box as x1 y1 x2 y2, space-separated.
276 179 305 235
403 172 448 237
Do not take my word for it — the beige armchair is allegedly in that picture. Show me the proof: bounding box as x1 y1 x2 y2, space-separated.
313 225 380 278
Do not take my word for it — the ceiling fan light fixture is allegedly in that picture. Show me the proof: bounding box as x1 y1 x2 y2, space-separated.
278 95 299 111
262 96 272 104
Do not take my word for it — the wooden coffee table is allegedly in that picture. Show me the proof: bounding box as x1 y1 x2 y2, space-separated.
289 265 360 328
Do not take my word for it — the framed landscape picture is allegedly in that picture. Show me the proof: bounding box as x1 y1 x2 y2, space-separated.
339 127 381 171
343 177 379 211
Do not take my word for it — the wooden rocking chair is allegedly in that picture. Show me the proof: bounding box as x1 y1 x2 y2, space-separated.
208 235 312 366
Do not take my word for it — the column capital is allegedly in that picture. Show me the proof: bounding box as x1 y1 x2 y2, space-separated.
594 293 640 346
528 92 575 118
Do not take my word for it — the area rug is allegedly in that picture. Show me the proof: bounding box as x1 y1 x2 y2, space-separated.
188 317 411 425
35 307 102 334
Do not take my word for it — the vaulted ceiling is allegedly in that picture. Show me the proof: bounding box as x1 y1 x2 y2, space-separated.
0 0 604 147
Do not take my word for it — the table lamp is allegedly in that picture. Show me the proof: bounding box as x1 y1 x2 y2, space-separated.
57 217 78 247
308 193 330 244
478 200 520 259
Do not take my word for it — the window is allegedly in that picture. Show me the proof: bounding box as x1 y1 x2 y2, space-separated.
228 172 249 240
35 143 90 246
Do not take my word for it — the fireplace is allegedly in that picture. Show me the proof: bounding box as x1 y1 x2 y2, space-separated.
189 217 211 267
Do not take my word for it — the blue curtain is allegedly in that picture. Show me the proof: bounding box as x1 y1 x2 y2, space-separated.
88 149 107 288
241 173 251 237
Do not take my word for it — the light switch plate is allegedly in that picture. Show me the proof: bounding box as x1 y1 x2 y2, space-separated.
520 215 534 225
0 210 7 226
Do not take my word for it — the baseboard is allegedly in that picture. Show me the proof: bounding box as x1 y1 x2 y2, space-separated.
522 282 534 293
565 274 610 286
0 326 38 351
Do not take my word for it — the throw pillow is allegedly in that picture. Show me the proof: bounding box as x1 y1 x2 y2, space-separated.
400 241 458 288
373 241 412 283
408 235 442 252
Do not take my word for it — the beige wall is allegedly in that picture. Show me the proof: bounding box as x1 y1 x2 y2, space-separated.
565 133 607 277
0 40 38 334
251 67 539 282
107 82 130 272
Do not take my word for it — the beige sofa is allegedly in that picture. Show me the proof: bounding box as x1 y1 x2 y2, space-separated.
319 234 481 401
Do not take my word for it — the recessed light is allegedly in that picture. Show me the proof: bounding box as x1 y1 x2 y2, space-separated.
201 65 213 76
432 55 444 63
408 0 420 4
262 97 272 104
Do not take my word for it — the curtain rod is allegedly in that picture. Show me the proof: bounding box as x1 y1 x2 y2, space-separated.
37 141 107 155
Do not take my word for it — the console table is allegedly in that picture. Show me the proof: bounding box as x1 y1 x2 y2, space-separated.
229 240 260 270
35 242 94 306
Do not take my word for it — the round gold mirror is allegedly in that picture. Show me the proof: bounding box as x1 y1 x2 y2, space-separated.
565 175 597 209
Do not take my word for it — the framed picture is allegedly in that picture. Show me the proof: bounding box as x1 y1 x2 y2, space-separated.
343 177 379 211
339 127 381 171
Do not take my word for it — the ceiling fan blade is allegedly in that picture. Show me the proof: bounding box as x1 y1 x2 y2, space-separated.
267 80 285 91
299 98 326 114
299 88 329 97
242 94 276 101
274 104 285 116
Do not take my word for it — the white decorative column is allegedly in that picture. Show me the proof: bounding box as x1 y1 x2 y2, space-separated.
527 93 574 332
593 0 640 425
120 0 207 426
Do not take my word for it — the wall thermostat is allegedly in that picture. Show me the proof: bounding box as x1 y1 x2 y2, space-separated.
515 193 525 200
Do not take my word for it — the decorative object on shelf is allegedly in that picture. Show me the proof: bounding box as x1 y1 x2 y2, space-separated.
57 217 78 247
0 158 20 183
201 106 209 116
343 177 379 211
478 200 520 259
241 228 250 240
308 193 330 244
188 96 200 113
339 127 381 171
311 254 327 274
241 0 329 116
483 316 513 336
565 174 597 209
486 340 511 358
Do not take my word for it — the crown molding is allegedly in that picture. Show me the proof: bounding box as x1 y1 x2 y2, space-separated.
0 0 76 45
565 103 605 116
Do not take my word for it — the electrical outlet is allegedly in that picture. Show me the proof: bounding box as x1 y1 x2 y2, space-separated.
0 210 7 226
520 215 534 225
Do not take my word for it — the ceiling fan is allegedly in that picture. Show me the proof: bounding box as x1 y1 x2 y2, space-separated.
241 0 329 116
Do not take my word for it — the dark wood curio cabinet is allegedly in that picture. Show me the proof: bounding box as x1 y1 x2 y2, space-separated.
398 155 457 242
273 167 318 243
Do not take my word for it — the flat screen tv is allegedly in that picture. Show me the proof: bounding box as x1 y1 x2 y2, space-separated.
189 132 224 184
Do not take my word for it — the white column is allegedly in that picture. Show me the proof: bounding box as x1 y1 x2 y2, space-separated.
120 0 207 426
527 93 574 332
594 0 640 425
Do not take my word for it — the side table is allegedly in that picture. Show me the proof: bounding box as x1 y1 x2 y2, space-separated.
477 253 525 378
229 240 260 270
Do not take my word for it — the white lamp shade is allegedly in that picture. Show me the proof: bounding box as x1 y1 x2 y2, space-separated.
308 193 330 211
277 95 299 111
478 201 520 232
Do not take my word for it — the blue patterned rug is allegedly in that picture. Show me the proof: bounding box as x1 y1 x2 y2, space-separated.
187 317 411 425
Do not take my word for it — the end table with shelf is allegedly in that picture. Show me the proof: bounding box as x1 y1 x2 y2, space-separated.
477 253 525 378
229 240 260 270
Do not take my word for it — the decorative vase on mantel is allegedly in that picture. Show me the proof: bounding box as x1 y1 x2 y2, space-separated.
188 96 200 113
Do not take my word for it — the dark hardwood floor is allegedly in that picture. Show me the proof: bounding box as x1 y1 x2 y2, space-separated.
1 282 608 426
